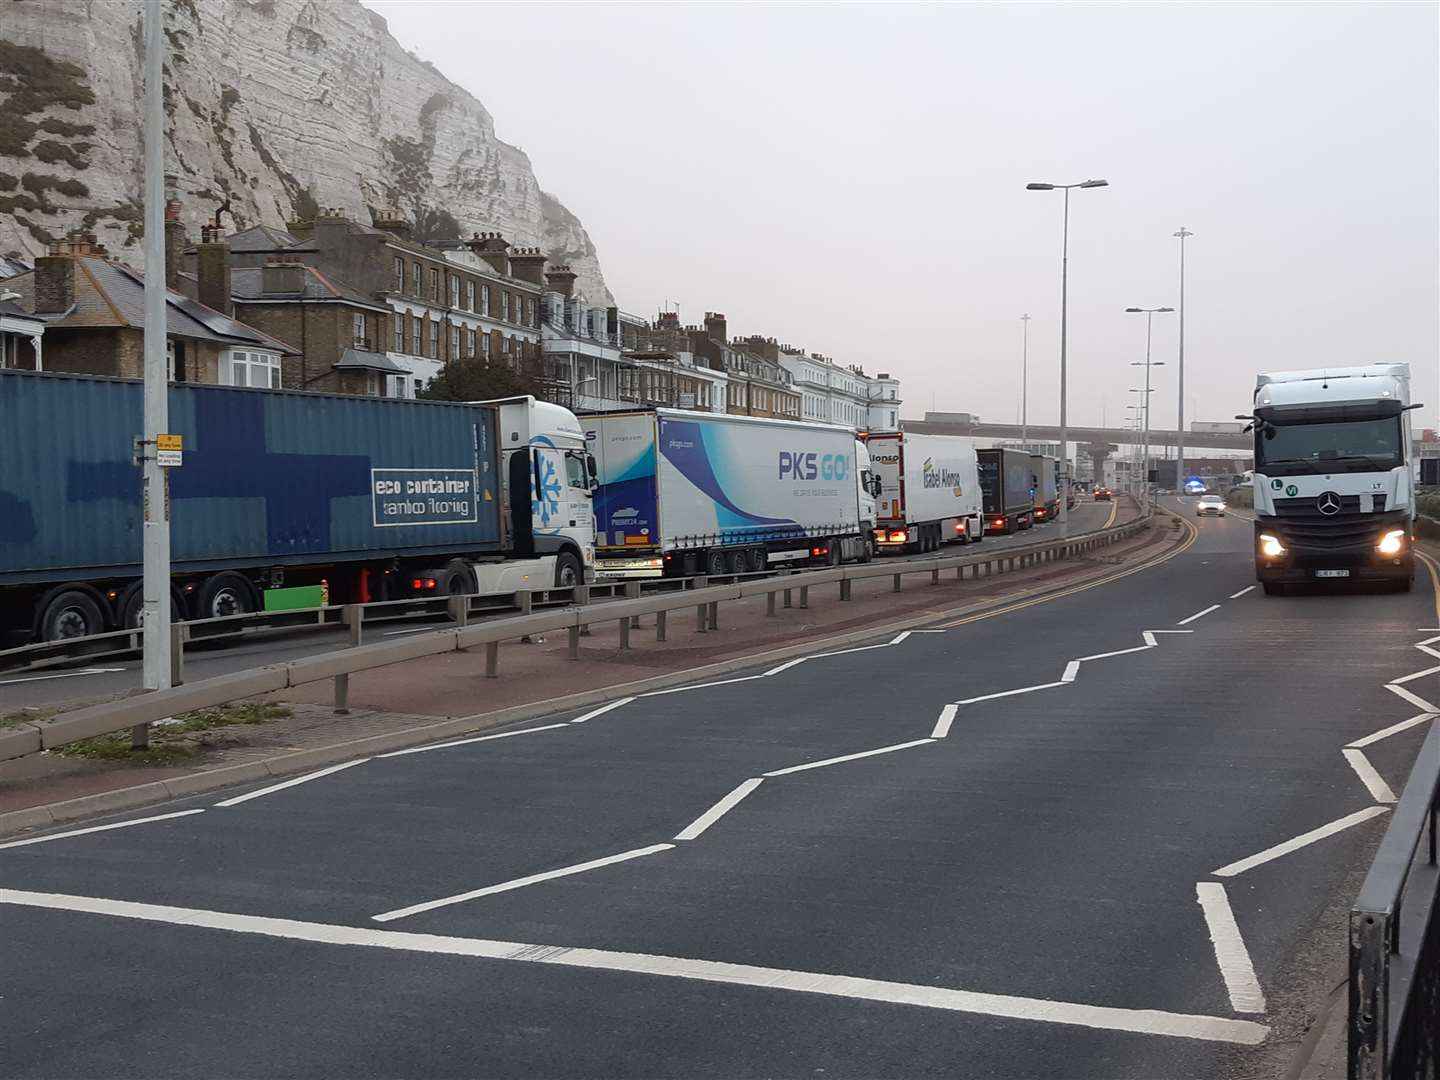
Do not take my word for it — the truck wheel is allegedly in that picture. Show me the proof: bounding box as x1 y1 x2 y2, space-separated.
706 550 726 577
859 536 874 563
443 559 475 595
727 550 746 575
553 552 582 587
748 547 767 573
196 572 256 620
117 582 185 629
36 588 107 641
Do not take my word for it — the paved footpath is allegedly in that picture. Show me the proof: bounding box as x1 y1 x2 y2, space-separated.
1 506 1435 1078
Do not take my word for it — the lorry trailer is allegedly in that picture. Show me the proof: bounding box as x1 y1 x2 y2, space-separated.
583 409 880 578
0 370 596 643
864 431 984 553
1030 453 1060 523
977 447 1034 533
1247 364 1419 594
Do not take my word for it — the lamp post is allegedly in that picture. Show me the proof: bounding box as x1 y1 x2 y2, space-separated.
1125 407 1143 497
1173 227 1193 494
1020 313 1031 443
1026 178 1109 534
1126 306 1173 510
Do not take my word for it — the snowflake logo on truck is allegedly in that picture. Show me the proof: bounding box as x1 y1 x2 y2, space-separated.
532 452 564 526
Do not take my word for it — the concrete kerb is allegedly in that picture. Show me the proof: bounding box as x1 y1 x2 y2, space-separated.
0 514 1164 839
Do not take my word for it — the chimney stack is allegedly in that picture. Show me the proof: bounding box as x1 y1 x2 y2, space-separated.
261 258 307 296
371 207 411 242
34 243 76 314
509 247 547 286
163 176 186 289
703 311 727 345
544 265 577 298
465 231 511 276
197 225 231 316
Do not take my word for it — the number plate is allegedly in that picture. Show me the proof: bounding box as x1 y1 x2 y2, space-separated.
1314 569 1351 578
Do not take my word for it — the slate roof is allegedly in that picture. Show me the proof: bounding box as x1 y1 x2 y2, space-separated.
4 257 297 354
229 265 386 311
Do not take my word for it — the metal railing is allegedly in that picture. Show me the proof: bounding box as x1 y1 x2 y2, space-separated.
1349 717 1440 1079
0 515 1153 764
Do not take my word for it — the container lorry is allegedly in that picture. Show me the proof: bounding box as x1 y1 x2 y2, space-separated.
864 431 984 553
583 409 881 578
1245 364 1421 594
977 447 1034 533
1029 453 1060 523
0 370 596 643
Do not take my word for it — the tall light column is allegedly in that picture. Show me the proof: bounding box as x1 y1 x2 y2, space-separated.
1173 227 1193 493
140 0 172 742
1125 305 1173 511
1026 178 1109 533
1020 313 1031 443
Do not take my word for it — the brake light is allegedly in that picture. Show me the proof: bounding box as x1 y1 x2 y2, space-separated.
411 577 438 591
887 529 909 543
811 546 828 556
954 522 965 533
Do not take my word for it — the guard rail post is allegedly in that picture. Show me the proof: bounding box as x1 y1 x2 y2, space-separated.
893 573 902 593
840 578 852 601
931 566 940 585
485 641 499 678
655 609 668 642
575 584 591 637
625 581 643 630
707 600 720 629
767 591 778 616
618 610 632 650
334 605 364 714
798 585 808 610
694 575 709 633
170 622 186 687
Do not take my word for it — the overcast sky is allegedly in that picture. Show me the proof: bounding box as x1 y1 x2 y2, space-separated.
366 0 1439 437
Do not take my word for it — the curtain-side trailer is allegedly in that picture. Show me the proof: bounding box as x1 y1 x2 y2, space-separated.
584 409 880 578
864 432 985 553
0 370 596 643
1029 453 1060 523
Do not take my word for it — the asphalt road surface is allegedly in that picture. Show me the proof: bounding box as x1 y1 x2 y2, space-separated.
2 499 1117 711
3 502 1435 1078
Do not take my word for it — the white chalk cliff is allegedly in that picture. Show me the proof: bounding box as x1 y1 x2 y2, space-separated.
0 0 612 302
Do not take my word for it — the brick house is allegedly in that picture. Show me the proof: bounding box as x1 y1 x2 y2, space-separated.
210 210 545 397
2 234 294 385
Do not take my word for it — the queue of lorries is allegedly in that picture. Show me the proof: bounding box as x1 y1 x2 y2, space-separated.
0 369 1068 644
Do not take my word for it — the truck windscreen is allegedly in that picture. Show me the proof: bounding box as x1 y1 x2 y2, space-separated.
1255 416 1402 475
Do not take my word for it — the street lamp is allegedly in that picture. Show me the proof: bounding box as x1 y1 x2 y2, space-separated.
1020 313 1031 443
1173 228 1194 494
1027 177 1109 534
1125 306 1174 510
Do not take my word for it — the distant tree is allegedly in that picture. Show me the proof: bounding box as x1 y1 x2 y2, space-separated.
411 205 462 247
420 356 542 402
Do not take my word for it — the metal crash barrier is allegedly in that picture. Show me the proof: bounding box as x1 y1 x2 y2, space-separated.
1350 718 1440 1079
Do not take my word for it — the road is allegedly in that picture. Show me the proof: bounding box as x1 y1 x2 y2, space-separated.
2 499 1118 712
3 502 1435 1078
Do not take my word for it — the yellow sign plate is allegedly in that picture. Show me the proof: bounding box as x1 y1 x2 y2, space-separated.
157 434 183 451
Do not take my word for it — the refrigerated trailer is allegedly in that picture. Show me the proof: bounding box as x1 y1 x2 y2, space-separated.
583 409 880 578
0 370 595 643
977 447 1034 533
864 431 984 553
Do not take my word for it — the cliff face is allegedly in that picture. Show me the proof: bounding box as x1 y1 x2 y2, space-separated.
0 0 612 302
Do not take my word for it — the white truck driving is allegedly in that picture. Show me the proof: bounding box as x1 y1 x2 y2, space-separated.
583 409 881 578
864 431 985 553
1245 364 1421 594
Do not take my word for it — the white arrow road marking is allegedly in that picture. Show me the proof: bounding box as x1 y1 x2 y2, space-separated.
372 844 675 922
0 888 1270 1045
1196 883 1267 1014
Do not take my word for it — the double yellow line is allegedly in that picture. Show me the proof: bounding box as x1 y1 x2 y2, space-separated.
938 514 1199 629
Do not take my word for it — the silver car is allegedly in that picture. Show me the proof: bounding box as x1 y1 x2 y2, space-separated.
1196 494 1226 517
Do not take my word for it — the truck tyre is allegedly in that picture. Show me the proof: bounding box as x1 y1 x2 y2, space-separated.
859 536 874 562
443 559 475 595
705 550 726 577
747 547 767 573
117 582 185 629
727 550 746 575
553 552 582 588
36 588 107 641
196 572 256 620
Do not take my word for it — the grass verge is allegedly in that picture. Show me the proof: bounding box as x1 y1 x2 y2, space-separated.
56 702 293 765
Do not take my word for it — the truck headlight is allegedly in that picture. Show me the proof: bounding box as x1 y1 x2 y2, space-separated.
1259 534 1286 558
1376 529 1407 555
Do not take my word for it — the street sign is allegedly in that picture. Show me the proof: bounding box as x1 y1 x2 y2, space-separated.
156 432 182 467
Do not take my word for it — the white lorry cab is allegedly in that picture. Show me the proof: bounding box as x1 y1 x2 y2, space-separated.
1246 364 1421 594
482 396 597 588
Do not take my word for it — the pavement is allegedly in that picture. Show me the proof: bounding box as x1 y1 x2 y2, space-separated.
1 500 1435 1078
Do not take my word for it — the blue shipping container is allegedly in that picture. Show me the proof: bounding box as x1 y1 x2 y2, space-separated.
0 370 501 581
